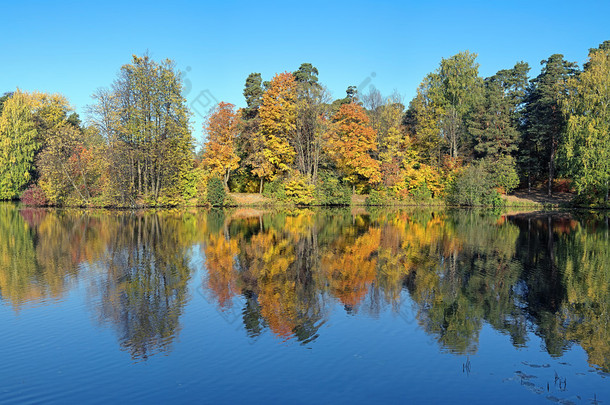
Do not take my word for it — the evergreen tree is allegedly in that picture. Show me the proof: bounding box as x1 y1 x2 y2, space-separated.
521 54 578 195
469 62 529 159
242 73 263 120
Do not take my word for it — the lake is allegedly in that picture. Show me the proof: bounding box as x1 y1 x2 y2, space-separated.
1 203 609 404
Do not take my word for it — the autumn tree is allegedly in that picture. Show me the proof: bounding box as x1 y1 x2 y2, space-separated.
251 72 297 192
324 103 381 192
562 43 610 202
0 90 39 199
202 102 240 188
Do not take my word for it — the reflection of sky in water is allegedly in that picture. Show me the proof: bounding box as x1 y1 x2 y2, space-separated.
0 205 608 403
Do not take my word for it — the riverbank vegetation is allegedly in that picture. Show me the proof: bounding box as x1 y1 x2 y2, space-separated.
1 42 609 208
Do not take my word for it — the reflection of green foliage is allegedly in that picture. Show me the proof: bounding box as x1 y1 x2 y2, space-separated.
94 213 194 360
554 219 610 371
406 211 523 354
0 204 40 307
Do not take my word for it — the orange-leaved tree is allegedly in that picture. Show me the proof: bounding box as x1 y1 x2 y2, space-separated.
324 103 381 192
202 102 240 188
252 72 297 193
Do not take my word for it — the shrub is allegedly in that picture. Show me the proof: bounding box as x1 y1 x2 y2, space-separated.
315 171 351 205
263 174 315 205
485 156 519 194
410 183 433 204
447 162 504 207
21 185 47 207
206 177 226 206
284 176 315 205
366 188 390 206
262 178 287 201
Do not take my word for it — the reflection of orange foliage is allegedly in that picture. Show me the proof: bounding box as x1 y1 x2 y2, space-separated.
246 230 294 279
322 228 380 308
258 281 297 339
205 233 240 309
552 219 578 235
242 228 300 339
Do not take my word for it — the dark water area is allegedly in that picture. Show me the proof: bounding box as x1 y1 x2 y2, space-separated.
1 203 609 404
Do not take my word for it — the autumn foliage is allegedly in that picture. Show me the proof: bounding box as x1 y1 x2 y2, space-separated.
325 103 381 191
202 102 240 188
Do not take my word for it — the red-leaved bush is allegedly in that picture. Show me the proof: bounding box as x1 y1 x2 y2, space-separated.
21 185 47 207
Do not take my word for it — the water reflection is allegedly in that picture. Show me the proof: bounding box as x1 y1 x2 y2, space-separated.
90 213 194 360
1 203 608 371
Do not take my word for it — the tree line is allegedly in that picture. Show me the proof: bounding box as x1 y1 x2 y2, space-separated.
1 42 609 207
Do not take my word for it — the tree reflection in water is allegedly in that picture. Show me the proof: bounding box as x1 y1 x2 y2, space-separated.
1 203 608 371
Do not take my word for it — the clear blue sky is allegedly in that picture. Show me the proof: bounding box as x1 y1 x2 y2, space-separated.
1 0 608 144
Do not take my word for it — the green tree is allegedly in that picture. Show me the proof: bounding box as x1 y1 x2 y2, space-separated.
0 90 39 200
521 54 578 195
89 54 194 205
242 73 264 120
562 43 610 202
428 51 484 159
469 62 529 159
404 80 444 167
292 63 329 182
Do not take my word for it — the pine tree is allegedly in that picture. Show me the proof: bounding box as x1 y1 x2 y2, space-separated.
521 54 578 195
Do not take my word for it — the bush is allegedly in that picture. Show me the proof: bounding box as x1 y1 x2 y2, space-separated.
365 188 389 206
206 177 226 206
284 176 315 205
263 174 316 205
410 183 433 204
447 162 504 207
315 171 351 205
485 156 519 194
20 185 47 207
262 178 287 201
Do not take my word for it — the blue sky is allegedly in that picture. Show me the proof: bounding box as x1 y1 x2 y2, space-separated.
1 0 608 143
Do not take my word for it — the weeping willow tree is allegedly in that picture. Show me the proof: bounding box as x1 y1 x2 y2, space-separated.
0 90 39 200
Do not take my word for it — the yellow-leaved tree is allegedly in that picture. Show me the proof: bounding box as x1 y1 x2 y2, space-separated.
252 72 297 193
324 103 381 193
202 102 240 189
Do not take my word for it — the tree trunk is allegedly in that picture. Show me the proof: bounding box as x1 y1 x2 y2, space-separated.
548 151 554 198
138 160 142 196
259 178 264 194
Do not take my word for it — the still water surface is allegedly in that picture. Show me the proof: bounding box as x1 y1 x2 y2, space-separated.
0 204 609 403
